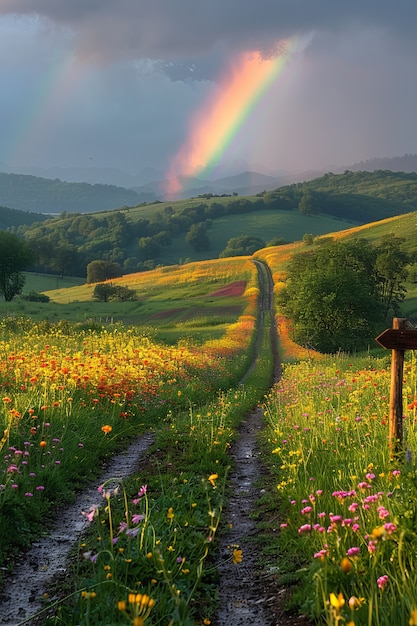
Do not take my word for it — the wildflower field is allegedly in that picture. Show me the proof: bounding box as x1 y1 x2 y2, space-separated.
262 351 417 625
2 245 417 625
0 261 266 625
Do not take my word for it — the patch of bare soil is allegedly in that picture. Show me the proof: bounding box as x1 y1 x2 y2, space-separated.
208 281 246 298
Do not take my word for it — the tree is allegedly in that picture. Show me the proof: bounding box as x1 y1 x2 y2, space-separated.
87 260 123 284
93 283 115 302
49 244 79 278
266 237 289 247
93 283 135 302
278 239 387 353
185 223 210 251
219 236 265 258
0 232 34 301
374 236 411 317
298 191 319 215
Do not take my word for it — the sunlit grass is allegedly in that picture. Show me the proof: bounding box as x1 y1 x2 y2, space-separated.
261 352 417 625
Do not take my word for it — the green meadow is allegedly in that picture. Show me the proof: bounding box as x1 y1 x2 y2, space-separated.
0 207 417 624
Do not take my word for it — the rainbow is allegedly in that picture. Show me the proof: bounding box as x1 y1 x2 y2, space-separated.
7 52 79 168
163 37 306 198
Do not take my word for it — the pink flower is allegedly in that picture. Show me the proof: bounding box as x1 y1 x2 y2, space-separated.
384 522 397 534
82 506 98 522
377 575 389 590
377 506 390 519
298 524 312 535
347 547 360 556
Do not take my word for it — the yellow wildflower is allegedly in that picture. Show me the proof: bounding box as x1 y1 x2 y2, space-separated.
232 548 243 565
410 609 417 625
208 473 218 487
330 592 345 610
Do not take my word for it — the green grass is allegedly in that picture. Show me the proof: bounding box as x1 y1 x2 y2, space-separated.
22 272 85 294
147 209 360 265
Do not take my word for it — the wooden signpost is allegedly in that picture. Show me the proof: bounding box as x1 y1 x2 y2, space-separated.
375 318 417 457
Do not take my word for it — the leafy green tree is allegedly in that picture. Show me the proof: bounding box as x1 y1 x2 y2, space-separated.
266 237 289 247
92 283 135 302
278 239 387 352
219 235 265 258
111 285 136 301
93 283 116 302
185 223 210 251
137 236 161 261
298 191 319 215
87 260 123 284
374 236 411 316
0 232 34 301
49 244 79 278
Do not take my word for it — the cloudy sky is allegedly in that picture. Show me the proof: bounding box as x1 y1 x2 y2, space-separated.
1 1 416 188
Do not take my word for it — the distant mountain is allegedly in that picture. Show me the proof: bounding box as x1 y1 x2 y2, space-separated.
131 169 324 200
338 154 417 174
0 164 165 188
2 154 417 215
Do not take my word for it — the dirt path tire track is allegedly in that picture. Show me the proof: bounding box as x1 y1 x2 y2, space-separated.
213 261 311 626
0 433 155 625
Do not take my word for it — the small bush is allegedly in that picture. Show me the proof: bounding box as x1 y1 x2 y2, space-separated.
21 291 50 303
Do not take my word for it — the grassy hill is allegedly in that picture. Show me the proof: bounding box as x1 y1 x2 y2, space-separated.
6 207 415 336
254 209 417 319
14 170 417 277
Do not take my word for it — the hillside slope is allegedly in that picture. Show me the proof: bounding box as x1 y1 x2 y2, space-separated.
0 172 141 213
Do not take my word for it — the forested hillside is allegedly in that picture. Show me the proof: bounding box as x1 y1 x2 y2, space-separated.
1 169 417 279
0 204 48 229
283 170 417 221
0 173 141 213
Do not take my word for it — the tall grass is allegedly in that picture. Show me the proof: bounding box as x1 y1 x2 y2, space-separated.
261 352 417 625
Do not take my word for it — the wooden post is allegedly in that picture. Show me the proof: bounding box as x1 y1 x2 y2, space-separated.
388 318 406 457
376 318 417 459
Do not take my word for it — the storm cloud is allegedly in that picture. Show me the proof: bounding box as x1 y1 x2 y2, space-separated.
1 1 416 182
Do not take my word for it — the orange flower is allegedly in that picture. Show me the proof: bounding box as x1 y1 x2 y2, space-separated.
101 425 112 434
340 557 352 573
40 440 47 447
